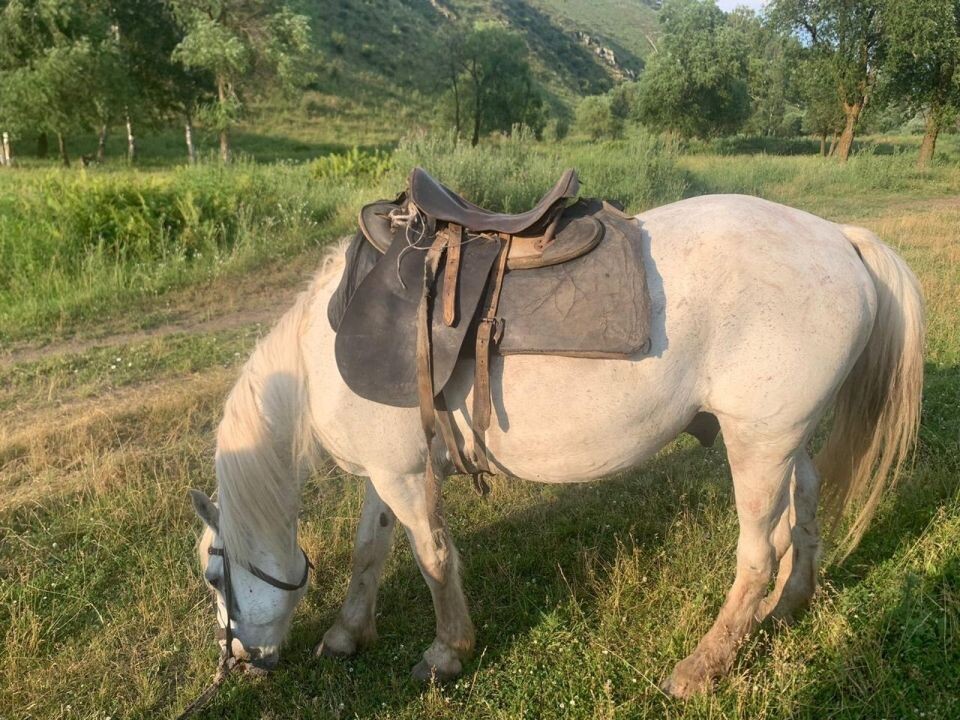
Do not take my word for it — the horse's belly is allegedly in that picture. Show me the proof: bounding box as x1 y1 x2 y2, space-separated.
443 353 698 483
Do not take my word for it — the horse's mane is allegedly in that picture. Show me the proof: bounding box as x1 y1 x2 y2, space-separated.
215 240 347 569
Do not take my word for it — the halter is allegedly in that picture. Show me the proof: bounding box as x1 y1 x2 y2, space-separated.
207 544 313 666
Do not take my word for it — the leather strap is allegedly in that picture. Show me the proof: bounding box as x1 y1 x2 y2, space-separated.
207 543 312 666
434 393 472 476
442 224 462 326
416 233 448 440
472 235 511 474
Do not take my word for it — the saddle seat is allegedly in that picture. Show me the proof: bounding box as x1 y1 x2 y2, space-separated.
359 167 601 270
408 166 580 235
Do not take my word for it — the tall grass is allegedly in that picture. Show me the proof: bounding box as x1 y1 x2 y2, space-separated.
0 163 355 340
3 132 959 343
393 131 689 212
0 132 690 342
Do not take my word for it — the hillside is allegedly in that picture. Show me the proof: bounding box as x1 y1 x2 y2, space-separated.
266 0 656 140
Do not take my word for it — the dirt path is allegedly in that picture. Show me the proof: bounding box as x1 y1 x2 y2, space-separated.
1 251 325 368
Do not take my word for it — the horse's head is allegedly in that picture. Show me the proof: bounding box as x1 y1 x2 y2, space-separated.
189 489 310 671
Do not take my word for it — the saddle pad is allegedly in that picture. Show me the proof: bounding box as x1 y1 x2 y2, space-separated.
334 227 501 407
496 204 650 357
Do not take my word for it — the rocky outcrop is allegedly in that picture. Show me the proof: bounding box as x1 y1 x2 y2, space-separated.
574 31 637 81
429 0 457 21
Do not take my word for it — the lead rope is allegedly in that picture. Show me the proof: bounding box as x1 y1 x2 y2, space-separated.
174 656 234 720
177 546 238 719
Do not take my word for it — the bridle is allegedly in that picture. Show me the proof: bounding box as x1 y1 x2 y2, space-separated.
207 543 313 667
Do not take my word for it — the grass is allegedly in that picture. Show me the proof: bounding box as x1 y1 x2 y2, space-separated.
1 134 959 719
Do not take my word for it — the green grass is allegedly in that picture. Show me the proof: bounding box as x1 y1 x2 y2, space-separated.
1 135 959 719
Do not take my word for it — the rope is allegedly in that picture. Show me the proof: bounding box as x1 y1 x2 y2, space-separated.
175 656 236 720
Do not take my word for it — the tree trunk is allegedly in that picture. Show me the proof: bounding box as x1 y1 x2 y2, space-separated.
470 60 481 147
217 75 232 163
835 101 862 162
125 115 136 164
57 133 70 167
185 118 197 165
819 133 827 157
38 133 48 159
451 73 461 140
219 129 231 163
828 131 840 157
0 132 8 166
917 108 941 169
96 124 108 163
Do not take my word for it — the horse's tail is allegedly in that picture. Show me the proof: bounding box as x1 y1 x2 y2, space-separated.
817 225 925 557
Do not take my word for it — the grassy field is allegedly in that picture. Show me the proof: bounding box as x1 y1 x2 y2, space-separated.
2 135 959 719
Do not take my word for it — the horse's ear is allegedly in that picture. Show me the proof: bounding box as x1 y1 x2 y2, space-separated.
188 489 220 533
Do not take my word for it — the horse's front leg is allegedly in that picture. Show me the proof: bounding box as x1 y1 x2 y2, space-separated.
316 478 397 658
370 468 475 682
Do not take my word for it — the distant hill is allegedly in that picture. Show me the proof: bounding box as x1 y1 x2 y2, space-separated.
265 0 659 140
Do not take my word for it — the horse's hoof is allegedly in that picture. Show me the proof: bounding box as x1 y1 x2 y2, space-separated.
660 657 715 699
315 625 358 659
411 658 461 684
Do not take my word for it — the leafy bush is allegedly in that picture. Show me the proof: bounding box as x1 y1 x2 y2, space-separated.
574 96 623 140
309 147 393 182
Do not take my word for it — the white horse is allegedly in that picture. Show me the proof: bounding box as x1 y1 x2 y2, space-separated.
189 193 923 697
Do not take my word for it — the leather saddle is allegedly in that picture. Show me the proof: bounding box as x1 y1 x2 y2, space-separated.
331 167 652 484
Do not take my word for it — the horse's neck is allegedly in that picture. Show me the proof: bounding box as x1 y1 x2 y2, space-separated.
216 293 313 570
216 242 349 568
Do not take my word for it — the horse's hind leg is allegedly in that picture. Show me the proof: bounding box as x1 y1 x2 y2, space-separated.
661 427 795 699
758 450 821 622
368 469 475 681
316 478 397 658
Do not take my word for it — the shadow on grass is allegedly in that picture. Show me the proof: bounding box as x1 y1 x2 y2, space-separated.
170 439 728 719
14 130 394 168
143 363 959 718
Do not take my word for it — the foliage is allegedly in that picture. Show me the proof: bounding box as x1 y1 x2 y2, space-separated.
635 0 751 138
170 0 312 160
438 21 547 145
769 0 885 159
309 147 393 183
574 95 623 140
879 0 960 163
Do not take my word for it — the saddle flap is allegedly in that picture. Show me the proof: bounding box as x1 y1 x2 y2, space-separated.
335 228 501 407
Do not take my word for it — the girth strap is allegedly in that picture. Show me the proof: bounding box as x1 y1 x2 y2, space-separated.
472 234 511 477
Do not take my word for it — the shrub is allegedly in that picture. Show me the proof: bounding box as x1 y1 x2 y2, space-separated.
574 96 623 140
309 147 393 183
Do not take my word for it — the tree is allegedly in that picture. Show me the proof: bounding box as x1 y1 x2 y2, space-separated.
635 0 751 138
108 0 213 164
729 8 804 137
798 54 846 154
170 0 311 162
881 0 960 167
0 0 115 166
439 22 546 145
771 0 884 161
